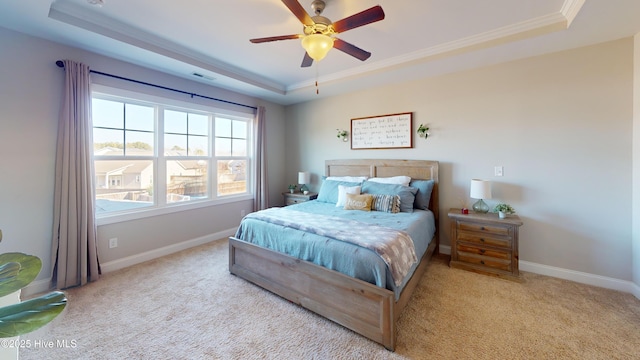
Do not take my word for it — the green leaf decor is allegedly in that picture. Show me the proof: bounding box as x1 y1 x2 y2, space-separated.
0 291 67 338
0 250 67 338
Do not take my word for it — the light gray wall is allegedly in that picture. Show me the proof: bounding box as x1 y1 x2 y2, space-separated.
0 28 286 280
285 38 634 281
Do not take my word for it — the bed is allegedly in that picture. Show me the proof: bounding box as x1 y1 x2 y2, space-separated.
229 159 439 350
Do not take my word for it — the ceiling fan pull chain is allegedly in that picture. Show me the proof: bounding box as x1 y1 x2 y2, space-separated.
315 62 320 95
316 62 319 94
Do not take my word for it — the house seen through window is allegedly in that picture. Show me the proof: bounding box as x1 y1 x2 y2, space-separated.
92 92 252 217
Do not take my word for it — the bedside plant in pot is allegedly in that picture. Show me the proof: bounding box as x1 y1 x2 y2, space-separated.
494 203 515 219
288 184 297 193
0 230 67 338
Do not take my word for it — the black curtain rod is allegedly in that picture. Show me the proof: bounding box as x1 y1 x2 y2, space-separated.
55 60 257 111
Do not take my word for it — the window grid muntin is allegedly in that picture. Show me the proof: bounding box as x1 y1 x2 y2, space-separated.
92 92 251 218
164 110 210 157
92 98 156 157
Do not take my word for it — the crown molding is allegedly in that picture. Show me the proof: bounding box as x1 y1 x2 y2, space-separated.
561 0 587 27
289 0 585 92
48 1 286 95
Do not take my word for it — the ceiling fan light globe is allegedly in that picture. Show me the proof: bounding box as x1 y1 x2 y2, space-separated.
301 34 334 61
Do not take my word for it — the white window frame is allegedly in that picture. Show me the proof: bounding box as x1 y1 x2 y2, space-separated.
93 85 254 226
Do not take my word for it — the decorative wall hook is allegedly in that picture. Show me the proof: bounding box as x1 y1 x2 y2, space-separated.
336 129 348 142
417 124 430 139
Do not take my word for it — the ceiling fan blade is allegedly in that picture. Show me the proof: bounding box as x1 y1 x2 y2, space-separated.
331 5 385 33
250 34 301 43
301 52 313 67
281 0 314 26
334 38 371 61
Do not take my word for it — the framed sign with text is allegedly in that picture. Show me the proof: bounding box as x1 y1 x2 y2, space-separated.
350 112 413 149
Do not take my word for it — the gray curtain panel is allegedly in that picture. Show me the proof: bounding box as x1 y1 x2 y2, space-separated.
51 59 100 289
253 106 269 211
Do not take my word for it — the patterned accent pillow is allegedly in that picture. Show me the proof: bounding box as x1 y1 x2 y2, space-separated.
371 194 401 213
343 193 373 211
361 181 418 213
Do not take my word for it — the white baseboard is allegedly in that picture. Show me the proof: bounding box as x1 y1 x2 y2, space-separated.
100 228 236 273
439 244 639 299
520 261 639 297
439 245 451 255
22 279 53 298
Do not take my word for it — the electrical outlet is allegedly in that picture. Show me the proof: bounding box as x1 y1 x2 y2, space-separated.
494 166 504 177
109 237 118 249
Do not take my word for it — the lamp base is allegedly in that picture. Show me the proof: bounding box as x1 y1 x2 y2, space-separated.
472 199 489 213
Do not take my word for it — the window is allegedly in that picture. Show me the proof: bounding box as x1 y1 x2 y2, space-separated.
215 117 248 196
164 109 210 204
92 90 253 219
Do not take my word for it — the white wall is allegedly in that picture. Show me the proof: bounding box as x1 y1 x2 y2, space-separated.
286 38 634 283
0 28 286 287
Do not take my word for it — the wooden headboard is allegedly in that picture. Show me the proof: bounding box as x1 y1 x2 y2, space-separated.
325 159 439 223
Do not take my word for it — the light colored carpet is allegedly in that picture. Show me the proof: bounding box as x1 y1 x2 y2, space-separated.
21 239 640 359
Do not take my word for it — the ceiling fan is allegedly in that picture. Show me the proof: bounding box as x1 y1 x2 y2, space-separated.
250 0 385 67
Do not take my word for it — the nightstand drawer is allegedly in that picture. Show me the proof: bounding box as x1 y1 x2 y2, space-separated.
457 252 512 271
457 232 511 249
457 221 511 236
285 198 303 205
457 243 510 260
282 192 318 206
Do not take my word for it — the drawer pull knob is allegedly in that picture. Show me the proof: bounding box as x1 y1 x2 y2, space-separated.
479 249 486 254
480 226 485 230
480 260 485 265
480 238 485 242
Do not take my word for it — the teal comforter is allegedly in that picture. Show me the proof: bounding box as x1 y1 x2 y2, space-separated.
234 200 436 300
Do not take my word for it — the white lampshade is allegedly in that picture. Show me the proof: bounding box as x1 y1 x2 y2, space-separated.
301 34 334 61
298 171 311 185
470 179 492 199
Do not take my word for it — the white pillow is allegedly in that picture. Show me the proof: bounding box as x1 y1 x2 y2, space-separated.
336 185 361 207
368 176 411 187
326 176 368 183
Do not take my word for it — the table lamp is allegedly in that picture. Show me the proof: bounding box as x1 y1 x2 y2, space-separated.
298 172 311 194
470 179 491 213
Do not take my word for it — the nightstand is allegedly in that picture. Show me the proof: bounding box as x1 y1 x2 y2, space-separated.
448 208 523 281
282 192 318 206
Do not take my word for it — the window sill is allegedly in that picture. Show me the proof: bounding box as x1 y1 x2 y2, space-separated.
96 194 253 226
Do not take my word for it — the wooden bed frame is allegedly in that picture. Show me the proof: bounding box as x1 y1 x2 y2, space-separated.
229 159 439 350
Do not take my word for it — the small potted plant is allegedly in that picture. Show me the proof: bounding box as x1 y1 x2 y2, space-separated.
417 124 429 139
494 203 515 219
336 129 348 142
288 184 297 193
